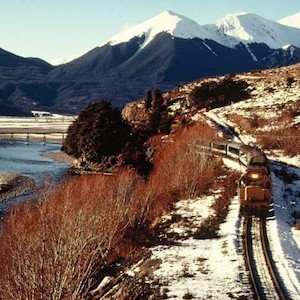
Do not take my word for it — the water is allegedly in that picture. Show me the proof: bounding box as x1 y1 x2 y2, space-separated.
0 140 70 214
0 141 69 181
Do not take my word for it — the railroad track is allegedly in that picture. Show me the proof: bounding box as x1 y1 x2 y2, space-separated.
243 217 290 300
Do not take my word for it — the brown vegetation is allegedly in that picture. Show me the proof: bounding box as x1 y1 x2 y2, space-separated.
0 121 221 299
257 125 300 156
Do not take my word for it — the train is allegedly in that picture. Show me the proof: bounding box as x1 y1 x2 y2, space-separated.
209 141 272 215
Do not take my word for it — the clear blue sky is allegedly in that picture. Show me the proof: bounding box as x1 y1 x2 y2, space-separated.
1 0 299 64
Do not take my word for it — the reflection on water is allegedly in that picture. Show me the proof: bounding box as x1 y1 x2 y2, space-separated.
0 140 70 214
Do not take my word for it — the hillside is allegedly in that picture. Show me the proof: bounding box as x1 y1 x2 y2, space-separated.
100 62 300 299
1 11 300 115
0 61 299 299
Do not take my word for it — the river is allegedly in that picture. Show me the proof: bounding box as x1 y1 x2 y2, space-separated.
0 140 70 213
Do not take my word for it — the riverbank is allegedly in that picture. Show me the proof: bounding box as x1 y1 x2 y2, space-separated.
0 173 35 202
42 151 73 164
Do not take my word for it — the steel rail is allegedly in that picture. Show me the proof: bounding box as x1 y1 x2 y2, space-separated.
244 217 290 300
244 217 262 300
260 218 290 300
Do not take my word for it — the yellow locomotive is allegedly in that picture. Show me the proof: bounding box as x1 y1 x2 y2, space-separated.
210 141 272 215
238 149 272 214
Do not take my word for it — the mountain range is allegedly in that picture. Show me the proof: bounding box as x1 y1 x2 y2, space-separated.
1 11 300 115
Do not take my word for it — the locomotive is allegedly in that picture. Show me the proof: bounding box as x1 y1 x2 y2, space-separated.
210 141 272 215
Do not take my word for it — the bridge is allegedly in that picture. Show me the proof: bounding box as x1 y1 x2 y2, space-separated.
0 128 67 144
0 115 76 144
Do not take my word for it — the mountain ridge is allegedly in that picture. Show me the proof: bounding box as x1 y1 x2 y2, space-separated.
208 12 300 49
1 10 300 115
278 12 300 29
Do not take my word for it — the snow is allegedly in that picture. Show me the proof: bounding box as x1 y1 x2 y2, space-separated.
145 65 300 298
207 13 300 49
104 11 210 49
150 193 252 299
268 167 300 299
53 11 300 64
0 115 75 143
146 148 300 299
51 54 81 66
279 12 300 29
103 11 300 51
49 10 300 66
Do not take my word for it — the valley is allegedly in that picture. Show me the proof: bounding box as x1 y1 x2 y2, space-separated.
0 5 300 298
1 11 300 116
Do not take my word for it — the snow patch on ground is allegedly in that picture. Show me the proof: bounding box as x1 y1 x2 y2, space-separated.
204 84 300 298
150 193 252 299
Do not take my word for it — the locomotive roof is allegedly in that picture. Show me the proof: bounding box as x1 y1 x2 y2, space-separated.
247 149 268 164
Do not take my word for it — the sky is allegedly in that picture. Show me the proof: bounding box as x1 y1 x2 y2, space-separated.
1 0 300 65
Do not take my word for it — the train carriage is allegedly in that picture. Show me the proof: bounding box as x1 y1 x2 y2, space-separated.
210 140 272 215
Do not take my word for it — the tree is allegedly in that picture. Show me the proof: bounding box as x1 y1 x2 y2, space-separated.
152 88 163 111
63 101 131 164
145 90 152 110
147 89 172 134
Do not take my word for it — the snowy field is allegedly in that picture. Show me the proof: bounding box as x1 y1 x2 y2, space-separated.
146 66 300 299
149 184 252 299
147 140 300 299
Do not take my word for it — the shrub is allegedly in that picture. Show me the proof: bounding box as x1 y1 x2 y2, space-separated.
194 216 220 239
190 77 250 110
286 76 295 87
212 172 240 222
257 126 300 156
63 101 131 163
0 122 222 299
0 170 143 300
150 122 220 200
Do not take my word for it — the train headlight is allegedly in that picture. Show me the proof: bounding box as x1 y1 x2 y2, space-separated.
249 172 260 180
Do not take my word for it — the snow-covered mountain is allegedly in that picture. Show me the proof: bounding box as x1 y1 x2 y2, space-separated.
204 12 300 49
105 11 300 50
1 10 300 115
105 11 211 48
279 12 300 29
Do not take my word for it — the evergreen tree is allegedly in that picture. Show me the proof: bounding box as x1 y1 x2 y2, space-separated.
145 90 152 110
152 88 163 111
63 101 131 163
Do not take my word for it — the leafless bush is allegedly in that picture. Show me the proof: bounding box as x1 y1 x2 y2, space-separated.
0 122 221 299
150 123 220 200
257 126 300 156
212 172 240 222
0 171 142 300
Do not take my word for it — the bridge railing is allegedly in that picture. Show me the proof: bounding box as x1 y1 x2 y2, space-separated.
0 129 67 144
